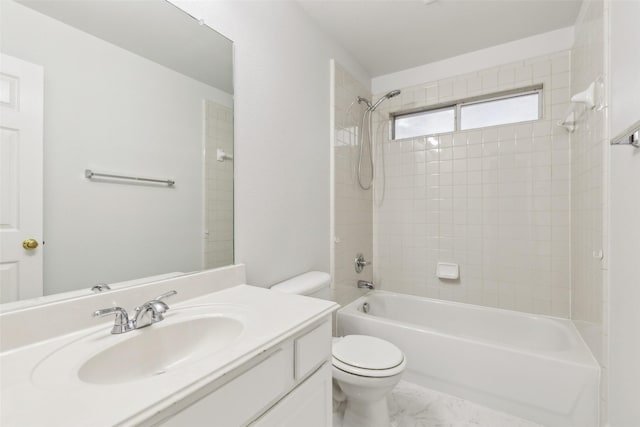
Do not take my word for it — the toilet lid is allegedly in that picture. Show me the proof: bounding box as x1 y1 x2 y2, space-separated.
332 335 404 370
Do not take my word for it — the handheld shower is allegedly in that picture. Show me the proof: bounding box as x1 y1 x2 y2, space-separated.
370 90 401 111
357 90 401 112
356 89 401 190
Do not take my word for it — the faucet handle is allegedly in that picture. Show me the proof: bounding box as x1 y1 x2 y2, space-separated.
133 291 177 329
355 253 372 273
93 307 135 334
155 290 177 301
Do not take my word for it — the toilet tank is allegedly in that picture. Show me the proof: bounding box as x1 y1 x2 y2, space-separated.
270 271 332 300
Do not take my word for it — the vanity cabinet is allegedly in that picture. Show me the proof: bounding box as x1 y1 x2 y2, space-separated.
250 363 332 427
157 319 332 427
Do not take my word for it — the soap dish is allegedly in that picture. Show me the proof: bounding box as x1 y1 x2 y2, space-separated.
437 262 459 280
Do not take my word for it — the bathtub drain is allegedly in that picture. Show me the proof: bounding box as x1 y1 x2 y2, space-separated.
362 302 370 313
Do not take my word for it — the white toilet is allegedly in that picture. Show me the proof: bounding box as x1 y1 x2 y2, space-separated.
271 271 406 427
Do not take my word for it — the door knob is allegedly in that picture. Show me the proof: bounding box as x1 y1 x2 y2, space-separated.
22 239 39 250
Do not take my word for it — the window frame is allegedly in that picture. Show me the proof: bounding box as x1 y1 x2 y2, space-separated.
390 84 543 140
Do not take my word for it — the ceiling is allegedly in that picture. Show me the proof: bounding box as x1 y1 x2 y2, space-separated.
297 0 582 78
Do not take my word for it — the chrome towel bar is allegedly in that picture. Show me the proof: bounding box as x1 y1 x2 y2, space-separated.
611 120 640 148
85 169 175 186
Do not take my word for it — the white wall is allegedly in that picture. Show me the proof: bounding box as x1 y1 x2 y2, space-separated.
172 1 370 287
608 1 640 425
609 1 640 137
1 1 232 294
372 27 574 94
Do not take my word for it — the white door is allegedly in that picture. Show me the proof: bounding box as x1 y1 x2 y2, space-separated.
0 53 44 303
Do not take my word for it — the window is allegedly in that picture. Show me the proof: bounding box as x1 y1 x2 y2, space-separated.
391 86 542 140
394 106 455 140
460 92 540 130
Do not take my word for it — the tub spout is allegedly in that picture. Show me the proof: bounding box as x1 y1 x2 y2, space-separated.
357 280 374 290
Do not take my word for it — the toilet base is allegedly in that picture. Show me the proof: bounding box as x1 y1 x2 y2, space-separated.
342 396 390 427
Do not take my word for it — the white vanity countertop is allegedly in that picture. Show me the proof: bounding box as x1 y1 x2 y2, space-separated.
0 284 338 426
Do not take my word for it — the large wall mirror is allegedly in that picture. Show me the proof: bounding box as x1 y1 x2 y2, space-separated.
0 0 234 306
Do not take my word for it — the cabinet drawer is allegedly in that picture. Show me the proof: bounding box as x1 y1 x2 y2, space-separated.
160 344 294 427
294 321 331 380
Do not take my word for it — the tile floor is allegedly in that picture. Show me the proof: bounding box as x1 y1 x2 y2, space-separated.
333 380 542 427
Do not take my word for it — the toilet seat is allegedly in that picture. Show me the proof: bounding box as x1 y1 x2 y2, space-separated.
332 335 406 378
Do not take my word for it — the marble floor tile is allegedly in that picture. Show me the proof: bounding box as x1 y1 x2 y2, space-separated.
333 380 542 427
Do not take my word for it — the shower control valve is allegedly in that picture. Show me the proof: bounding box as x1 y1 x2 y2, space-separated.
355 253 371 273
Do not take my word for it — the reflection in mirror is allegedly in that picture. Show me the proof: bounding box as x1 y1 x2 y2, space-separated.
0 0 233 306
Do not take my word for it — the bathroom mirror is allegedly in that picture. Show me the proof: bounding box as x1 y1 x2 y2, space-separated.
0 0 233 306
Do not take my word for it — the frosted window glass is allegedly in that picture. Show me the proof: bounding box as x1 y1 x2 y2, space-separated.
460 93 539 130
394 107 455 139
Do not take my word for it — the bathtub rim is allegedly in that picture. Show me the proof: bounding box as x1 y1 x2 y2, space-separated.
338 290 600 369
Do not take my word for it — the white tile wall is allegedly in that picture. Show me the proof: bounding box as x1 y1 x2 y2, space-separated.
204 100 234 268
571 0 607 329
372 51 572 317
332 63 373 307
570 0 609 423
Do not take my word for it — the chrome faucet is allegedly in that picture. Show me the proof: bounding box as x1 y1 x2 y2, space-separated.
357 280 374 290
133 290 177 329
90 283 111 293
93 306 136 334
93 290 177 334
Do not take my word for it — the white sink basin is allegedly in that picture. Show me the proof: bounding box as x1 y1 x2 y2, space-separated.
31 305 247 388
79 316 244 384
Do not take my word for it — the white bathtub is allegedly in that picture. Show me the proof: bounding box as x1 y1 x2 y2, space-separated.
337 291 599 427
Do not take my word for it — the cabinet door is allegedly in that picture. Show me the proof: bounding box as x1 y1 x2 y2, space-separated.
294 321 331 380
251 363 332 427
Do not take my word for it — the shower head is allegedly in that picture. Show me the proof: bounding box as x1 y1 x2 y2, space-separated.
386 90 401 98
370 89 401 111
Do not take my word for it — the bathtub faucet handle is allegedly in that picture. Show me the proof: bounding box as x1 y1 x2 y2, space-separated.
357 280 374 290
355 253 371 273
